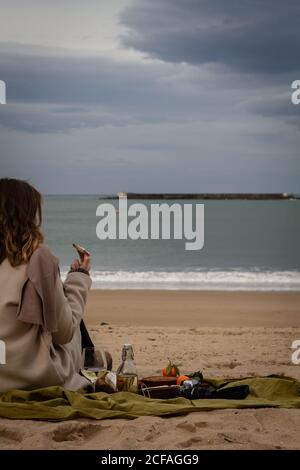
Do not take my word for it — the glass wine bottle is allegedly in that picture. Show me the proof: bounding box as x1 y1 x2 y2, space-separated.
116 344 138 393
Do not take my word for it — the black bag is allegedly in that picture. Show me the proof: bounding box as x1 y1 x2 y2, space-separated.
177 381 249 400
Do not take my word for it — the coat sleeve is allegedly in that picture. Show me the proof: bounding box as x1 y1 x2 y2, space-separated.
51 272 92 345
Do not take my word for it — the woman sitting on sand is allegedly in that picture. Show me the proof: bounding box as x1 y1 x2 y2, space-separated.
0 178 107 393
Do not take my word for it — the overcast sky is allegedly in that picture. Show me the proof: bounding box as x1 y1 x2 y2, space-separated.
0 0 299 194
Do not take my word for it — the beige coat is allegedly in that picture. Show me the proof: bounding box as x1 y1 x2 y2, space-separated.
0 248 92 393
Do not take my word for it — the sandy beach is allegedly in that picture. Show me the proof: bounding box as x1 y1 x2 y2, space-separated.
0 290 300 450
86 290 300 328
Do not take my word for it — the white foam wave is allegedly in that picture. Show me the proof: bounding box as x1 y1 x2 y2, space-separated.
61 269 300 291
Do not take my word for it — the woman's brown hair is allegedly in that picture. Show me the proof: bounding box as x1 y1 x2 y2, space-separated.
0 178 44 266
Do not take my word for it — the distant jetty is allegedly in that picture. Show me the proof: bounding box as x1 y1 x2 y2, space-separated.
101 192 297 200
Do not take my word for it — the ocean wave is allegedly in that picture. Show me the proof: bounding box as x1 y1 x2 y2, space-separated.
61 269 300 290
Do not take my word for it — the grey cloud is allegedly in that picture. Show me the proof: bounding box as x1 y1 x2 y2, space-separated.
49 106 88 114
1 40 298 134
0 1 299 194
1 116 300 194
242 92 300 126
1 44 219 109
0 44 253 132
0 51 298 133
0 47 156 105
121 0 300 74
0 102 139 133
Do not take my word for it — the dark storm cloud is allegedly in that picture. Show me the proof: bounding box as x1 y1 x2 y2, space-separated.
0 44 243 132
0 1 300 194
121 0 300 74
0 46 161 105
0 43 298 133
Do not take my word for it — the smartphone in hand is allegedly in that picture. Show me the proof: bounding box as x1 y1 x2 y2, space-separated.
72 243 90 257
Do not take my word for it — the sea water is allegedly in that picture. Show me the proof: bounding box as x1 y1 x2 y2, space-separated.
43 196 300 291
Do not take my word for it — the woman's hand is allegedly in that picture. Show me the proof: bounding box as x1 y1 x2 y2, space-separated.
70 252 91 272
80 252 91 272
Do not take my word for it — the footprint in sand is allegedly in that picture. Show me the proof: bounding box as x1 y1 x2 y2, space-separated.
176 421 196 432
194 421 208 428
145 425 162 442
177 436 203 448
0 426 23 444
50 422 110 443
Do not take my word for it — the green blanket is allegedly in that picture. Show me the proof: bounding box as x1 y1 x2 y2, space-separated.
0 376 299 421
